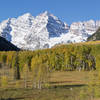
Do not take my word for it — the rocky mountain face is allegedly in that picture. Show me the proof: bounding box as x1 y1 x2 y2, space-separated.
0 11 100 50
0 36 20 51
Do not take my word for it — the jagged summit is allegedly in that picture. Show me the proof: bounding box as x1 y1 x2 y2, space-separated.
39 11 59 20
39 11 54 16
0 11 100 50
39 11 51 16
18 13 34 19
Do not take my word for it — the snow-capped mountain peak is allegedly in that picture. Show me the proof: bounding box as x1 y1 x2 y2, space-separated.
38 11 58 19
18 13 33 18
0 11 100 50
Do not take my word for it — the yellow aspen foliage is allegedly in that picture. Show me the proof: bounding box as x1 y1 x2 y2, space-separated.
16 80 21 88
1 76 8 88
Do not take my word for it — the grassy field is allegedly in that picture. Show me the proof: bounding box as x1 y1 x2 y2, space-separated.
0 71 99 100
50 71 89 86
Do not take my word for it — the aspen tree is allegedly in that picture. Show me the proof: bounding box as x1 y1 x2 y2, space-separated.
12 52 20 80
31 56 39 88
22 63 29 88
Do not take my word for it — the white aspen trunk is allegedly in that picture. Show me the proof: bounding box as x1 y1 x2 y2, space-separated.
24 79 27 88
37 80 42 89
33 82 37 88
39 81 42 89
38 80 40 89
83 61 85 70
24 76 27 88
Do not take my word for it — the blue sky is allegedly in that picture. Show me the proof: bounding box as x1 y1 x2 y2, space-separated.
0 0 99 24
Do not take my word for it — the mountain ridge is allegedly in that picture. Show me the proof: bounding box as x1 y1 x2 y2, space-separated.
0 11 100 50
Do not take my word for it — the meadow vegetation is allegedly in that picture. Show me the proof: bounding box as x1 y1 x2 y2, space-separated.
0 42 100 99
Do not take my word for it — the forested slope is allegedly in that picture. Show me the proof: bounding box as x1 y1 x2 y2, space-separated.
87 28 100 41
0 43 100 72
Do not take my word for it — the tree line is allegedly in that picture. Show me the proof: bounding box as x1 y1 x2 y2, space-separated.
0 43 100 88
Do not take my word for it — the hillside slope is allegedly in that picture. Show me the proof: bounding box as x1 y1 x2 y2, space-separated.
87 28 100 41
0 36 20 51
